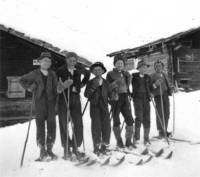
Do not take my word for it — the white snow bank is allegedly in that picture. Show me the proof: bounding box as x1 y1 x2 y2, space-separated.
0 91 200 177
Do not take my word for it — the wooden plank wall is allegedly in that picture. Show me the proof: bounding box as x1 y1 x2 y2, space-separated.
139 52 169 74
175 47 200 90
175 48 200 61
137 50 171 81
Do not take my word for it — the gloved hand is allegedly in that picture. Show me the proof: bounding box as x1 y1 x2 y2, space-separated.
27 82 37 92
154 79 162 88
57 81 63 93
110 89 119 101
109 81 118 90
128 95 132 102
57 78 73 93
63 79 73 89
150 93 154 99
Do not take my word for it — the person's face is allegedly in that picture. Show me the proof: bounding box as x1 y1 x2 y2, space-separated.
92 66 104 77
138 65 147 74
115 60 124 71
40 57 52 70
66 57 77 68
155 63 163 73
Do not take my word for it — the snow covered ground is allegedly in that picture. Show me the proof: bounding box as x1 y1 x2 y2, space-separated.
1 90 200 177
1 1 200 177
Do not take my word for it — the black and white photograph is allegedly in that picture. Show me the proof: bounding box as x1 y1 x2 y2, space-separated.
0 0 200 177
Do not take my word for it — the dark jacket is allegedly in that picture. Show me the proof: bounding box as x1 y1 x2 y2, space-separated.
131 73 152 100
151 72 171 96
20 68 57 101
84 78 110 105
56 64 90 94
106 69 131 100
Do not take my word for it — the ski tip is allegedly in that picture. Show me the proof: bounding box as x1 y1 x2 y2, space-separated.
165 151 173 159
155 148 164 157
135 159 143 166
35 157 51 162
144 155 153 164
100 157 111 167
85 159 97 166
112 156 125 167
74 157 90 166
141 148 149 155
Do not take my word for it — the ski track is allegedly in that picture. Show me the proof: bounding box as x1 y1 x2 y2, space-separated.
1 91 200 177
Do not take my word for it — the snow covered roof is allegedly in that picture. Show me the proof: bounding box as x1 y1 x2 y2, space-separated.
107 26 200 58
0 24 92 67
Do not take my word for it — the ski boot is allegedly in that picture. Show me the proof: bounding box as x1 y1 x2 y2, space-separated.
100 143 111 155
47 144 57 160
63 146 72 160
93 144 101 156
125 126 137 149
71 146 85 160
113 126 124 148
144 128 151 146
35 146 48 161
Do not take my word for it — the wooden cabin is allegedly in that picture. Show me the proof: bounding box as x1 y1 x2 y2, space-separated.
0 24 92 127
107 26 200 92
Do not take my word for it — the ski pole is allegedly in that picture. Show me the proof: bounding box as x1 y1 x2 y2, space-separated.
159 83 169 145
81 99 89 152
150 96 169 145
67 88 79 158
59 78 70 159
81 94 96 152
120 120 125 134
20 93 35 167
59 78 76 158
109 105 125 133
82 99 89 117
172 89 176 136
81 87 101 152
120 96 132 133
61 83 79 158
150 97 165 132
109 104 114 121
109 101 118 121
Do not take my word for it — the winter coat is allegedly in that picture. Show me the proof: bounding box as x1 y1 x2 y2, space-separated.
19 68 57 101
131 73 152 101
106 68 131 100
84 77 110 106
151 72 171 96
56 64 90 94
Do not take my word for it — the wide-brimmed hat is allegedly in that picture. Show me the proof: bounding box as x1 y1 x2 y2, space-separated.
90 62 107 74
137 60 150 69
38 52 52 60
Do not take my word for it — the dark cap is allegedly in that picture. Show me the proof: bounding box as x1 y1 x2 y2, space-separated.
38 52 52 60
65 52 78 59
113 55 125 65
90 62 107 74
137 60 150 69
154 60 164 69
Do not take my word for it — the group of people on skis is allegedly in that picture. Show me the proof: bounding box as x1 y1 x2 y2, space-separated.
19 51 173 161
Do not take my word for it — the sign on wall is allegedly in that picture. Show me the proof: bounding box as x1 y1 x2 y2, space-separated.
33 59 40 66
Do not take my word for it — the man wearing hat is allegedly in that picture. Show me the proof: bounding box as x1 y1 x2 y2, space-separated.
20 51 58 161
56 52 90 158
106 55 135 148
151 60 172 138
84 62 111 155
131 60 152 145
